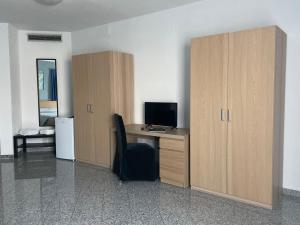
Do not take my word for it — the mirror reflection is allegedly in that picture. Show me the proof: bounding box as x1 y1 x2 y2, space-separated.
37 59 58 126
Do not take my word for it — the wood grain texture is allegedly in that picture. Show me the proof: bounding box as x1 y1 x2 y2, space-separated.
190 34 228 193
160 148 185 184
159 136 189 187
124 124 188 140
160 178 186 188
72 54 95 163
184 135 190 188
73 51 134 168
110 52 134 125
191 186 272 209
272 27 286 207
227 27 277 205
190 26 286 208
89 52 111 167
160 138 185 151
109 52 134 167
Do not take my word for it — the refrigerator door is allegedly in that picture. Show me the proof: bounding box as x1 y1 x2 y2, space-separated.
55 117 75 160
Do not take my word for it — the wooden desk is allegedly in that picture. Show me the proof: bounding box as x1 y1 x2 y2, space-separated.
114 124 190 188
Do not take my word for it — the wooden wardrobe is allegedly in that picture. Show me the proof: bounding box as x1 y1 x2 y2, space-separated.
190 26 286 209
72 51 134 168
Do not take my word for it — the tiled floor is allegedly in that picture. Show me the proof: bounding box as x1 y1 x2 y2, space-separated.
0 152 300 225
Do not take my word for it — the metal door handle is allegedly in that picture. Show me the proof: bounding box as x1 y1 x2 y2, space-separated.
227 109 231 122
87 104 91 113
221 109 226 121
90 104 94 113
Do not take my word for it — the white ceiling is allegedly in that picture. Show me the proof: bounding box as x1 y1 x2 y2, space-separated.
0 0 202 31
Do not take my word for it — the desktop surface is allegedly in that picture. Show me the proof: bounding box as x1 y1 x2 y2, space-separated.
125 124 189 140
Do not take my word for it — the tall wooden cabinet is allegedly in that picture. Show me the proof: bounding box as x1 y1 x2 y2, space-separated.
190 26 286 208
72 51 134 168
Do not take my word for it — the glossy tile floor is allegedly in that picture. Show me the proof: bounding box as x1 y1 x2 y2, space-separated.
0 152 300 225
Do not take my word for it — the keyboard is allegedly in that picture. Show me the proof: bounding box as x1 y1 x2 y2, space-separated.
148 127 166 132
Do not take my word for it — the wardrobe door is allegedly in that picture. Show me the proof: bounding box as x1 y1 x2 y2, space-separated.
110 52 134 167
88 53 112 167
227 27 276 205
110 52 134 124
73 55 95 163
190 34 228 193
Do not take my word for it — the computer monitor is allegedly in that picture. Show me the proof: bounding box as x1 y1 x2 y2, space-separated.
145 102 177 128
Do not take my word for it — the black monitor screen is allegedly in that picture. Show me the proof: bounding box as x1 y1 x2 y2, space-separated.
145 102 177 127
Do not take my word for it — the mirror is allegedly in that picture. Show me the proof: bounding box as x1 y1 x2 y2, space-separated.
36 59 58 126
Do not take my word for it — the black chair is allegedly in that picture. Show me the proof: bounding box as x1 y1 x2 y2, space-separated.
113 114 158 181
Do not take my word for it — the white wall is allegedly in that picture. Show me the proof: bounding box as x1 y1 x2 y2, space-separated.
0 27 72 154
0 23 14 155
270 0 300 194
72 0 300 191
18 30 72 129
72 0 273 128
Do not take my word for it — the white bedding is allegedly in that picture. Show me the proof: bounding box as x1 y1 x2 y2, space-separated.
19 129 39 136
40 107 57 117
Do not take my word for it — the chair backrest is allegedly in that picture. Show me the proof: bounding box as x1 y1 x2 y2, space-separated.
113 114 128 179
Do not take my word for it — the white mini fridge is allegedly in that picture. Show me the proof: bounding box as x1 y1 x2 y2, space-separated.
55 117 75 161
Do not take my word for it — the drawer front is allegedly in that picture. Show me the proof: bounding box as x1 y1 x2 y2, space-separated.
160 148 184 184
160 169 184 185
160 138 185 151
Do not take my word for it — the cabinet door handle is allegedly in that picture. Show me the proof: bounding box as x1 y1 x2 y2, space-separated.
87 104 91 113
90 104 94 113
227 110 232 122
221 109 226 121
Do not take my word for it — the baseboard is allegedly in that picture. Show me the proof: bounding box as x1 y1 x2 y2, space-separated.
283 188 300 198
160 178 185 188
191 186 273 209
76 159 111 169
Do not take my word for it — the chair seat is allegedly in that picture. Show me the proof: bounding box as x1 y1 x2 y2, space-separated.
127 143 154 153
126 143 157 181
126 143 155 161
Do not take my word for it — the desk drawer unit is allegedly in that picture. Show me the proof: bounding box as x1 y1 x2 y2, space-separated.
160 138 185 151
159 137 189 188
160 149 184 185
